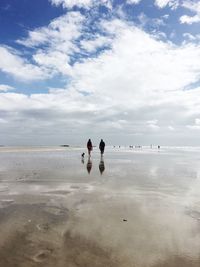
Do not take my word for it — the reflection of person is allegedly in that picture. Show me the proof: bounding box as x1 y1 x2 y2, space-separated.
87 139 93 157
81 153 85 164
87 158 92 174
99 159 105 175
99 139 105 155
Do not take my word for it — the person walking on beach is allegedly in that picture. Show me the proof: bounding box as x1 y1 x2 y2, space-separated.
87 139 93 157
99 139 105 156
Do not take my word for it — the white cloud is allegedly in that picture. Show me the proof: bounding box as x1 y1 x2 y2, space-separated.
50 0 93 9
148 124 160 131
2 13 200 144
182 33 200 45
73 19 200 101
147 120 158 125
63 19 200 142
182 0 200 11
180 1 200 24
17 12 84 76
168 126 175 131
0 84 15 92
195 118 200 125
180 15 200 24
188 126 200 130
0 118 7 124
33 51 71 76
16 11 113 78
49 0 112 9
183 33 196 41
147 120 160 131
187 118 200 130
154 0 179 9
163 14 169 19
8 11 114 81
137 12 166 30
0 46 50 81
80 35 112 52
127 0 142 5
17 12 84 49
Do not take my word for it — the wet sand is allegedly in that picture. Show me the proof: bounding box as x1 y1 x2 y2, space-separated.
0 146 200 267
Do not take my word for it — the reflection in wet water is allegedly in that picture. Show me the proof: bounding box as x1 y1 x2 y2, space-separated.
86 158 92 174
81 153 85 164
99 157 105 175
0 147 200 266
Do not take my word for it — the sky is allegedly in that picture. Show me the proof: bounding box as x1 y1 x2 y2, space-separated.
0 0 200 146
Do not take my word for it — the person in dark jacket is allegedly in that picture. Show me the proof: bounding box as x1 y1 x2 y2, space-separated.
87 139 93 156
99 139 105 155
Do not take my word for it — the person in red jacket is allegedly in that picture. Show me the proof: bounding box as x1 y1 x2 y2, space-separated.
87 139 93 156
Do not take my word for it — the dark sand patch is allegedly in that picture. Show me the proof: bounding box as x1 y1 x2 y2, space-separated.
0 202 67 267
0 229 57 267
0 201 124 267
62 231 122 267
153 255 200 267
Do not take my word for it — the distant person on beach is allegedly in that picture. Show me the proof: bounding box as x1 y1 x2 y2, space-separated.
99 139 105 155
87 139 93 156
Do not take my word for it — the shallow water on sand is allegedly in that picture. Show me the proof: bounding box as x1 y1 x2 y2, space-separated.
0 146 200 267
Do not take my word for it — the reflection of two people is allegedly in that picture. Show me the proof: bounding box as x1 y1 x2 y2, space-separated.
84 157 105 175
86 157 105 175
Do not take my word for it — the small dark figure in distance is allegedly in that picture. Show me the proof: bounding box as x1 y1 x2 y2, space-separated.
87 139 93 157
81 153 85 164
99 139 105 155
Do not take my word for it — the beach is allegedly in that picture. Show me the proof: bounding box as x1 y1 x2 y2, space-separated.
0 146 200 267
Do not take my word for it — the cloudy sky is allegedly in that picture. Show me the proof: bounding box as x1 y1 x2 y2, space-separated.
0 0 200 146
